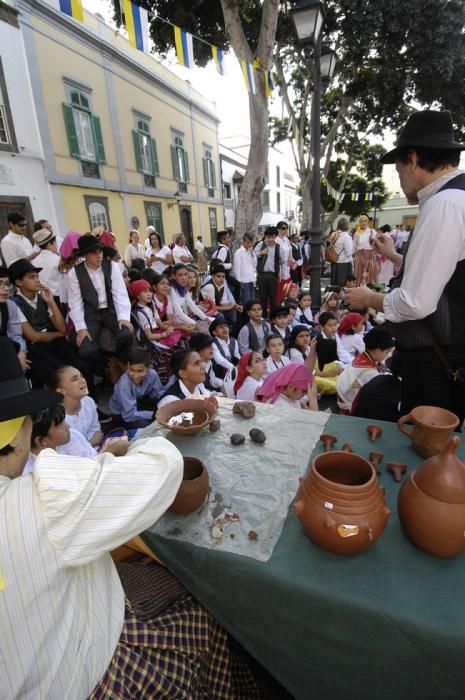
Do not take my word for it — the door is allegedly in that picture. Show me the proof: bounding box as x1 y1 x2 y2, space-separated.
180 206 193 252
0 196 33 242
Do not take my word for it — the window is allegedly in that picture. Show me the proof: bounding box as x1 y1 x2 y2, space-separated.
209 208 218 238
132 116 159 184
261 190 270 210
62 86 106 176
171 133 190 192
223 183 231 199
144 202 164 241
0 58 18 152
276 166 281 188
276 192 281 213
202 147 216 197
84 196 111 230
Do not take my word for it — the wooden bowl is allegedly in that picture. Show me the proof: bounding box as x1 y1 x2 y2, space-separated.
156 398 217 436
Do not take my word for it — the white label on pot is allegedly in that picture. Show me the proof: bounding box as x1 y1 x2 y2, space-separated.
337 524 359 538
324 501 333 510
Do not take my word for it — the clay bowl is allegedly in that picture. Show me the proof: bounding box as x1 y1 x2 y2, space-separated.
156 398 217 436
398 472 465 558
308 451 379 500
169 456 209 515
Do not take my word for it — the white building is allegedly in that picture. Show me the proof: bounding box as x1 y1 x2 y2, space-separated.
0 1 56 240
220 136 300 234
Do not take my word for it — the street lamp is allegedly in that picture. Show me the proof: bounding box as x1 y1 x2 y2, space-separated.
290 0 336 309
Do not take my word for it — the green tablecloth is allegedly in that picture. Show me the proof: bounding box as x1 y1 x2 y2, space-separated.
142 415 465 700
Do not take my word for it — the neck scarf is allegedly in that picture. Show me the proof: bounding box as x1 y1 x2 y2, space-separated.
256 363 312 404
171 279 187 297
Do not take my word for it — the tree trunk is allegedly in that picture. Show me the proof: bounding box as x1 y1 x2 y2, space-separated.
220 0 280 240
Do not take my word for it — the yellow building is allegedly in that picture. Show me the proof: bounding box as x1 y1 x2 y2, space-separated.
17 0 223 252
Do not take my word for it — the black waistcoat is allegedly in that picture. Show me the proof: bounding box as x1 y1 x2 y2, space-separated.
256 242 280 276
75 260 115 324
13 294 53 333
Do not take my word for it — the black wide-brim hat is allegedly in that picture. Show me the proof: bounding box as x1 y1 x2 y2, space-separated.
0 337 61 423
8 259 43 284
189 333 214 352
380 110 465 164
73 235 104 256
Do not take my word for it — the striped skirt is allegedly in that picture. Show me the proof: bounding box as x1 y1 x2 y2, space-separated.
353 249 379 286
89 596 259 699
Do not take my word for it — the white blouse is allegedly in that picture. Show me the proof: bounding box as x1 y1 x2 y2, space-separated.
236 376 263 401
145 243 172 273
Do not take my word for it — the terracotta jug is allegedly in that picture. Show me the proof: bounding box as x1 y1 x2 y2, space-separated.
293 451 390 555
398 405 459 458
169 457 209 515
398 436 465 558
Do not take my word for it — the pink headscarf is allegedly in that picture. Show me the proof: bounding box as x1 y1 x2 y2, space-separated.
256 363 312 404
59 231 81 259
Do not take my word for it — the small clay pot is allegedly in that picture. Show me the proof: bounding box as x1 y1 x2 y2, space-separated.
233 401 256 418
367 424 383 442
169 457 209 515
398 405 459 458
320 434 338 452
342 443 353 453
369 452 384 475
387 462 408 482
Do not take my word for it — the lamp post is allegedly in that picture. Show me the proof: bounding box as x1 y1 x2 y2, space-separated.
290 0 336 308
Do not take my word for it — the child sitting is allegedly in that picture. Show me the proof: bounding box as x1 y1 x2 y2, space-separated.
337 312 365 360
256 363 318 411
109 348 164 429
283 299 300 330
210 317 240 375
336 328 395 414
157 350 211 408
296 291 314 328
129 279 182 383
314 290 341 326
286 325 316 366
264 333 290 377
48 365 102 446
234 351 267 401
314 312 351 395
189 333 224 392
269 305 290 344
237 300 270 355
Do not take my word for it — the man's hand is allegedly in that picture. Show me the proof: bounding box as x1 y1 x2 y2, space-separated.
18 350 31 372
373 234 403 266
101 438 129 457
344 286 385 312
76 329 92 347
39 286 54 305
119 320 133 332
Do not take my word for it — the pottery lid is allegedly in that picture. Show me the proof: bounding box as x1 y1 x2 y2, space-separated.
415 436 465 503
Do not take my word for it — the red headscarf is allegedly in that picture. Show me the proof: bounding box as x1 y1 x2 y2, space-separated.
256 363 313 404
338 312 363 336
234 352 253 394
128 279 151 301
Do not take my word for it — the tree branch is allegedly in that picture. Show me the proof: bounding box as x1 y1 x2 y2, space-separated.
322 94 353 177
257 0 281 66
220 0 253 61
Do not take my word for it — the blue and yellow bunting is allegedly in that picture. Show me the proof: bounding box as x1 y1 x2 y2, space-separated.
174 26 195 68
241 60 256 95
264 69 274 97
123 0 150 53
59 0 83 22
212 45 224 75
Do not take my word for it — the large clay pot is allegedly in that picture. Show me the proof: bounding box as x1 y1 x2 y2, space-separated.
169 457 209 515
398 436 465 558
294 451 390 555
398 405 459 458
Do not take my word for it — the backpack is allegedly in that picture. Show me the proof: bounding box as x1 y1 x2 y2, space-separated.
325 232 340 264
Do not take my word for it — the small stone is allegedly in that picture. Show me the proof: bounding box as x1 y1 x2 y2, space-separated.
248 530 258 541
209 419 221 432
233 401 256 418
230 433 246 446
249 428 266 444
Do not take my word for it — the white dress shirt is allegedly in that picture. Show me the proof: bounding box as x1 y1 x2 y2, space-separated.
334 232 354 264
167 287 211 325
236 376 263 401
67 261 131 331
211 244 232 270
0 437 183 700
384 169 465 323
233 246 257 283
34 248 61 295
172 244 193 264
65 395 101 441
124 242 145 267
354 230 375 251
1 231 33 267
212 337 240 371
277 235 291 278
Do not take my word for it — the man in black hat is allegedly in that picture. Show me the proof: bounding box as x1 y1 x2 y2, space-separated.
345 110 465 421
67 236 133 370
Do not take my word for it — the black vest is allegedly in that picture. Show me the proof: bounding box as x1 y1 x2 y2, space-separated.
316 333 338 370
75 260 115 322
386 173 465 349
213 284 225 306
212 244 231 266
291 242 301 262
160 379 208 401
213 336 238 363
246 320 269 352
13 294 53 333
256 241 280 276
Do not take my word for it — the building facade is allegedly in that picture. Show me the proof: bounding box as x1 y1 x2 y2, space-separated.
1 0 223 252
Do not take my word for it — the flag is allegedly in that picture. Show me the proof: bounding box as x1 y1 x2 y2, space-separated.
351 193 355 201
264 69 274 97
355 193 360 201
211 45 224 75
59 0 83 21
123 0 150 53
174 26 195 68
241 60 256 94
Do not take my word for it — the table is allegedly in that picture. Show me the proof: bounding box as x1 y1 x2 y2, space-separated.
142 414 465 700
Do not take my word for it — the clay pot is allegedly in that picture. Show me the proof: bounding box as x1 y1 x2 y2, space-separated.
367 424 383 442
398 436 465 558
294 451 390 555
397 405 459 458
320 434 338 451
169 457 209 515
156 398 218 436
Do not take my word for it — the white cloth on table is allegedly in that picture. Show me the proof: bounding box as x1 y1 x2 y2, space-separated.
1 231 33 267
67 261 131 331
0 437 183 700
65 396 101 441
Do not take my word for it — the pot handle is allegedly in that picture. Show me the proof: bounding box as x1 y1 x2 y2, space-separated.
398 413 413 438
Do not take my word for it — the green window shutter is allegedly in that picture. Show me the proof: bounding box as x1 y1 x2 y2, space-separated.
211 161 216 189
202 157 209 187
91 115 106 164
62 103 80 158
150 138 159 176
171 145 181 180
132 130 143 172
183 149 190 182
